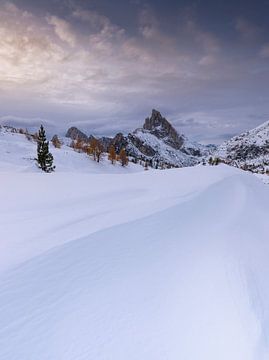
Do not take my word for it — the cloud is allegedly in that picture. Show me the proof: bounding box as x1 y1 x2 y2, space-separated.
175 117 204 128
235 17 261 41
184 17 220 53
3 1 18 13
138 5 159 40
0 4 66 88
73 8 125 43
0 2 221 106
73 8 112 29
174 112 220 129
180 17 221 67
198 55 216 66
46 15 76 47
0 115 57 133
138 5 176 51
260 44 269 58
194 28 220 54
248 113 269 121
0 2 268 143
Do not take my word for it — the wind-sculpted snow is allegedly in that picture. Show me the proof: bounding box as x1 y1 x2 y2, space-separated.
0 155 269 359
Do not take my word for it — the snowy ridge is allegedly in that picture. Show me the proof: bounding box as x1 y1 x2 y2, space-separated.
216 120 269 173
127 129 199 166
182 137 215 156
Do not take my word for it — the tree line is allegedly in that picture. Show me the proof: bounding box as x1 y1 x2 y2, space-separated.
35 125 129 173
70 136 129 166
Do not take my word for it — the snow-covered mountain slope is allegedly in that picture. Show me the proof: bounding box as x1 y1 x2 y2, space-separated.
216 120 269 173
0 126 141 174
126 128 200 167
0 126 269 359
124 109 216 167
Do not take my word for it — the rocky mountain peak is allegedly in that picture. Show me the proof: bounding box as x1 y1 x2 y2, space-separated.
142 109 184 150
66 127 88 142
143 109 173 133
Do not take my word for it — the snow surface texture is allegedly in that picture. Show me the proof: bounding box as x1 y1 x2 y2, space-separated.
1 128 269 360
255 173 269 185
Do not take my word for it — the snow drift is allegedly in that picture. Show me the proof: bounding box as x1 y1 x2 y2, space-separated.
0 128 269 360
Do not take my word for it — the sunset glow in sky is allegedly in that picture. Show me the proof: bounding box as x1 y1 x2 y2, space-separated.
1 0 269 143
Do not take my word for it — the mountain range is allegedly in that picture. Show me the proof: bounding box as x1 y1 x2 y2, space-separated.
1 109 269 173
66 109 215 168
65 110 269 173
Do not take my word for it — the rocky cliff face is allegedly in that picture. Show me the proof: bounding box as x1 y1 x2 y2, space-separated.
216 121 269 173
143 109 184 150
65 127 88 142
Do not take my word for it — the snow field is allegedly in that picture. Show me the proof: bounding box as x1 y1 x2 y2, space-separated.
0 128 269 359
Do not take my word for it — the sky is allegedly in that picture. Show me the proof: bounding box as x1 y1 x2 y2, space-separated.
0 0 269 143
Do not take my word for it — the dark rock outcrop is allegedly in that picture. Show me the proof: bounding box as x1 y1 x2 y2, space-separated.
111 133 129 153
66 127 88 142
98 136 113 152
143 109 184 150
128 133 156 157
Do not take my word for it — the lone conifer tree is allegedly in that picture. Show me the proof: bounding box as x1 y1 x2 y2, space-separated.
36 125 55 173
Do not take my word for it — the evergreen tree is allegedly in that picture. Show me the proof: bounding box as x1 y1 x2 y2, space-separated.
36 125 55 173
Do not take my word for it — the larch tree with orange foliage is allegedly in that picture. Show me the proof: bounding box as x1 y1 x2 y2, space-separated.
108 145 117 164
88 138 104 162
119 148 128 167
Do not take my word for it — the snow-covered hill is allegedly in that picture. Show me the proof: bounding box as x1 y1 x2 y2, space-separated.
0 125 141 174
0 124 269 359
216 120 269 173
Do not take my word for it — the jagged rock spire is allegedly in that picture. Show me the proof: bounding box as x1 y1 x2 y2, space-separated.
143 109 184 150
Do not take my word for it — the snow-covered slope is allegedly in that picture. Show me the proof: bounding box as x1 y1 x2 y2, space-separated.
126 109 215 167
216 120 269 173
0 126 141 174
126 129 200 167
1 126 269 360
